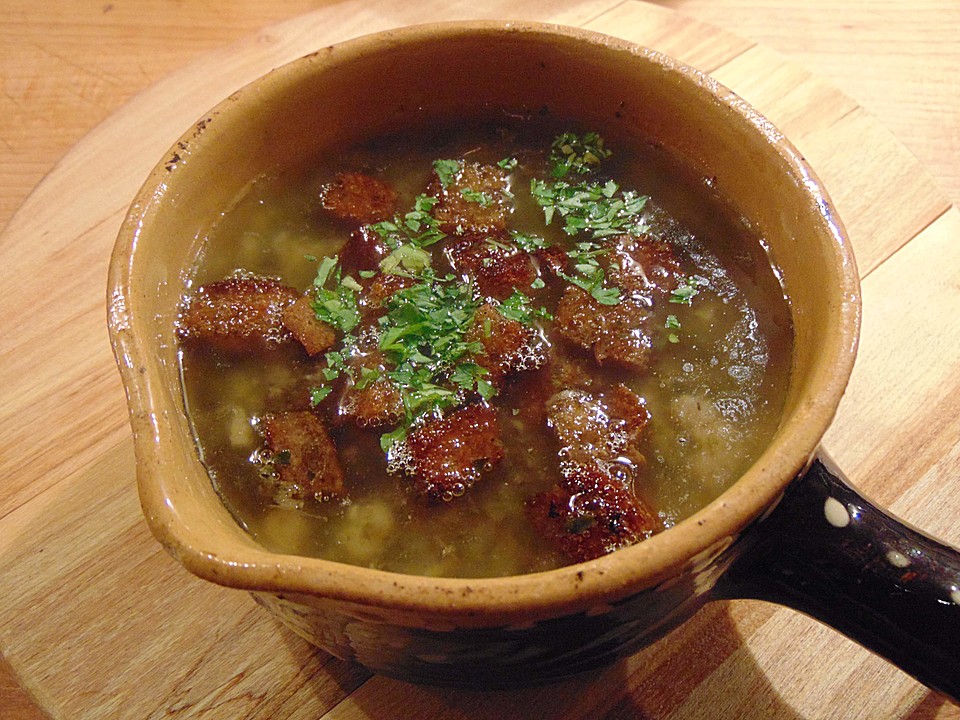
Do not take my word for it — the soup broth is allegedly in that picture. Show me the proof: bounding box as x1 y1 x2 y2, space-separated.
178 121 793 578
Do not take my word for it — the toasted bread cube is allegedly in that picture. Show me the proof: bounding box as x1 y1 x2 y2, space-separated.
608 233 683 296
339 375 404 429
446 232 537 300
546 385 649 472
261 411 344 498
466 304 546 387
400 404 504 501
554 286 653 371
527 463 660 562
339 226 392 275
321 171 397 224
177 274 298 352
281 295 336 356
428 162 511 233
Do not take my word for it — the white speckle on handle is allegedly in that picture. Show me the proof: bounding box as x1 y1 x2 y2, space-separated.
824 497 850 528
951 588 960 606
886 550 910 568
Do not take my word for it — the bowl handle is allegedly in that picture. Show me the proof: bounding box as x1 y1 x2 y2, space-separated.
714 451 960 700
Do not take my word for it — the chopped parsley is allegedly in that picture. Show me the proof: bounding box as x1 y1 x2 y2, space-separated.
530 178 648 239
460 188 493 206
432 159 461 187
665 314 681 344
369 194 446 249
509 230 549 253
310 255 360 333
310 386 332 405
669 276 705 305
558 242 621 306
549 131 612 178
310 265 495 452
305 130 681 458
497 290 553 324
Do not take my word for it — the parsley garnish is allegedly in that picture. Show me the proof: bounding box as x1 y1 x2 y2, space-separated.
669 276 704 305
460 188 493 207
665 314 681 344
369 194 446 249
310 256 360 333
509 230 549 253
380 244 432 276
310 386 332 405
374 273 492 449
530 178 648 239
497 290 553 324
549 131 612 178
433 159 461 188
558 242 621 306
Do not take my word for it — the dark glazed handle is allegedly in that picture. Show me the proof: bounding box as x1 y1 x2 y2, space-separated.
716 452 960 700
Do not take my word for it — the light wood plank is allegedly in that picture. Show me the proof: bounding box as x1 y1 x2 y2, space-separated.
708 44 950 276
2 1 958 717
585 0 755 71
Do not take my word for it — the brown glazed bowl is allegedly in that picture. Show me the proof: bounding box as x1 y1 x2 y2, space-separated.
107 21 960 696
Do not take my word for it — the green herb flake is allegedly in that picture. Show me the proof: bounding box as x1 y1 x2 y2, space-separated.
460 188 493 207
498 290 553 324
558 242 621 306
371 273 491 439
310 256 361 333
312 255 339 288
530 178 648 240
497 157 518 171
367 195 446 250
549 131 612 178
309 386 332 406
380 244 432 275
433 159 461 188
380 425 407 453
669 277 703 305
509 230 548 253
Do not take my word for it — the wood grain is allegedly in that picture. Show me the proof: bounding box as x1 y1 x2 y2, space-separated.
1 1 959 718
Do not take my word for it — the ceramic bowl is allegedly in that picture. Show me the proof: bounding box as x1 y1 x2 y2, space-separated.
107 21 960 695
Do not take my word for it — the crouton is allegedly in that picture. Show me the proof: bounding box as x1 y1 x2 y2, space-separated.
339 226 392 275
546 385 649 473
339 377 404 429
608 234 683 297
428 162 511 233
527 463 660 562
554 286 653 371
177 274 298 352
321 171 397 224
399 403 504 501
466 304 546 387
445 232 537 300
260 410 344 498
281 295 336 356
363 272 417 312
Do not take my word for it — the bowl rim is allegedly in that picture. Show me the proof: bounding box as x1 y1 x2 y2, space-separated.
107 19 861 624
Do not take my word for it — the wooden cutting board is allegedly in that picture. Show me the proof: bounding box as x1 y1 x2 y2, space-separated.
2 1 959 717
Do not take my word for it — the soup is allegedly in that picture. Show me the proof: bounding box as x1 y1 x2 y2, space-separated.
177 122 792 578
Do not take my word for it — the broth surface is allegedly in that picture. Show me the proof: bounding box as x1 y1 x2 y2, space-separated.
179 121 793 577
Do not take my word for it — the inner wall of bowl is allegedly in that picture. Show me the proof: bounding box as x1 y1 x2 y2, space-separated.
124 24 854 585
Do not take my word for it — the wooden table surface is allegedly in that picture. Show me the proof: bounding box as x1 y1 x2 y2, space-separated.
2 1 959 718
